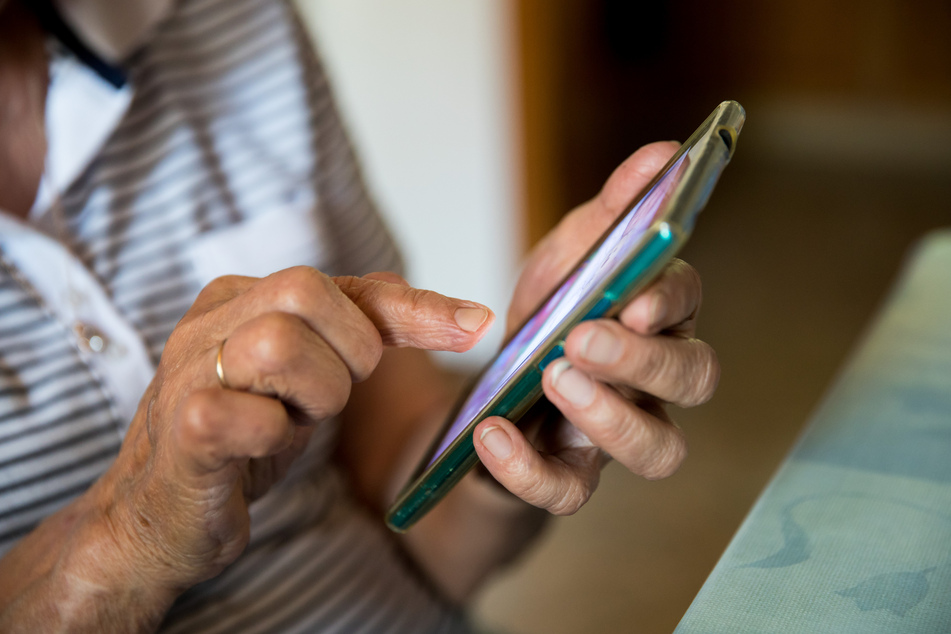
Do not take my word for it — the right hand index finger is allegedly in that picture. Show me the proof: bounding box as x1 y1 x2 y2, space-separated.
199 268 494 384
333 273 494 353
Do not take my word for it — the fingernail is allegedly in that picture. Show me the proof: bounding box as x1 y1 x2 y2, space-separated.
550 359 596 408
480 425 513 460
579 327 622 365
454 307 489 332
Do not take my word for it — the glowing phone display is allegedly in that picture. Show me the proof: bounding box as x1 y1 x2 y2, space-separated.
427 153 688 467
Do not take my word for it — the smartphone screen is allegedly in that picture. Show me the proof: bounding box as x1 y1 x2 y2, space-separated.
426 153 689 466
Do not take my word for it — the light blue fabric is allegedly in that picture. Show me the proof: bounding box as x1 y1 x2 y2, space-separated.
677 230 951 634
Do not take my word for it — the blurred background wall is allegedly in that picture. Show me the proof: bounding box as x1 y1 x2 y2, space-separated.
298 1 951 632
296 0 519 368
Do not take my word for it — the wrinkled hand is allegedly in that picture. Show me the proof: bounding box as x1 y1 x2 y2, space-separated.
473 142 719 515
84 267 492 595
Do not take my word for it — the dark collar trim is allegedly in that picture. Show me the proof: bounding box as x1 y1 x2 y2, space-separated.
25 0 127 88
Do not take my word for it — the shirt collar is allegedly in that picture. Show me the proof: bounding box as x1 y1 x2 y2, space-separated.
30 55 134 217
54 0 174 64
27 0 173 218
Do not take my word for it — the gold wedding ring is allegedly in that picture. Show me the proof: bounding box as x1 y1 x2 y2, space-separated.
216 339 231 389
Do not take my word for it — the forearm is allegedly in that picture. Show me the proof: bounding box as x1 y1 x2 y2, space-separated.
0 489 176 633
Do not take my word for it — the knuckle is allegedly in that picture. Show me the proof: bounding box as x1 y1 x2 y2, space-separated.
244 313 302 373
678 339 720 407
185 275 247 321
400 287 429 322
198 274 243 299
352 333 383 382
516 474 557 512
630 342 670 392
271 266 331 314
641 428 688 480
331 274 361 298
333 275 385 321
595 409 638 452
512 459 595 516
326 367 353 411
664 258 701 297
677 259 703 296
376 287 428 344
503 460 552 508
547 476 593 516
599 404 684 480
177 390 224 446
307 357 353 418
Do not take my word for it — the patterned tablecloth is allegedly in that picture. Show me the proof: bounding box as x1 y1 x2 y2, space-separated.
677 230 951 634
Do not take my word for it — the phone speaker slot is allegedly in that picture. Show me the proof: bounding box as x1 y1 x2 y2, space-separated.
717 126 735 155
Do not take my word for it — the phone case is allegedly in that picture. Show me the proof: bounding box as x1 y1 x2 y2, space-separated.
386 101 746 532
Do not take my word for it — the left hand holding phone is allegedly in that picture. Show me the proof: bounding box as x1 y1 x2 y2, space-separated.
472 141 720 515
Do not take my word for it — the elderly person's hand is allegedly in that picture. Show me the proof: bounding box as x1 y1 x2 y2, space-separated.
472 141 718 514
4 267 492 628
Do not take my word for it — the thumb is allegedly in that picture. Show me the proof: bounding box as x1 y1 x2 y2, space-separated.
551 141 680 270
507 141 679 331
333 274 495 352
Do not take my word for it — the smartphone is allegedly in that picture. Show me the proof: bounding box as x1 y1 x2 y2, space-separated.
386 101 745 533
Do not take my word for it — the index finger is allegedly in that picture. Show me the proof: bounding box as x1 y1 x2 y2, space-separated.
333 274 495 353
212 268 494 383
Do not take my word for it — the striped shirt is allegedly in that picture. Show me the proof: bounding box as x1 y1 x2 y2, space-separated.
0 0 468 631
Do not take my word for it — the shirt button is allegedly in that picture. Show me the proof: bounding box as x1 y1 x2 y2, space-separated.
73 322 109 353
